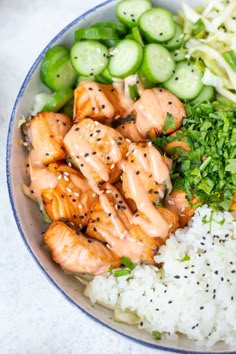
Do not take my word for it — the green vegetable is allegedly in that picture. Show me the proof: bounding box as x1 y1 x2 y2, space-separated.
192 18 205 38
152 102 236 210
75 27 119 41
162 113 177 134
121 256 137 270
223 50 236 73
113 269 131 277
152 330 162 340
178 255 191 262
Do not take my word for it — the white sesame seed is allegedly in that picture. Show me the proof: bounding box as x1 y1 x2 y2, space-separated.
92 193 97 197
64 172 70 176
110 164 115 170
106 190 112 194
126 138 131 143
58 174 62 180
74 192 80 197
64 176 69 181
66 187 72 193
78 204 82 209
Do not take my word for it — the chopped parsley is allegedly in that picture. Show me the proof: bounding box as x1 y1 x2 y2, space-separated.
162 112 177 133
152 330 162 340
153 102 236 210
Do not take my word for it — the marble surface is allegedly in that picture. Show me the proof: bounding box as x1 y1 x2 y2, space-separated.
0 1 173 353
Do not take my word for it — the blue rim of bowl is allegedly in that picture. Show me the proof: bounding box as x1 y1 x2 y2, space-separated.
5 2 235 353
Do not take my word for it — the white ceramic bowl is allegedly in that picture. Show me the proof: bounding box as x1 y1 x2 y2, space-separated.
6 0 235 353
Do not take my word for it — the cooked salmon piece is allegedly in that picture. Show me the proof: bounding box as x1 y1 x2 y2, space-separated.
164 189 199 227
44 221 121 275
41 162 97 229
64 118 129 192
116 122 144 143
87 183 163 263
122 142 172 204
73 81 128 124
24 112 72 165
133 87 186 138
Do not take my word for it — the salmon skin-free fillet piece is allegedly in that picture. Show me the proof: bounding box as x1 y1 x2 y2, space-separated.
123 142 172 205
64 118 129 192
41 162 97 229
87 184 162 264
44 221 121 275
73 81 128 124
133 87 186 138
23 112 72 165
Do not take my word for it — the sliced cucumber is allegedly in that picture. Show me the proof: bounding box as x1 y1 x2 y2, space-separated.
108 39 143 78
62 99 74 118
71 40 109 76
75 27 119 41
42 88 74 113
163 60 204 100
191 85 215 104
92 22 127 36
101 39 120 48
142 44 175 83
116 0 152 28
128 84 140 101
96 67 113 84
132 27 144 46
139 8 176 43
40 46 77 91
138 70 155 89
164 24 185 50
172 48 187 62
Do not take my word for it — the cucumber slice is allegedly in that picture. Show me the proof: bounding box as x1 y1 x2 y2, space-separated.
163 61 204 100
62 99 74 118
92 22 127 36
142 43 175 83
96 67 113 84
172 48 187 62
108 39 143 78
75 27 119 41
42 88 74 113
116 0 152 28
40 46 77 91
139 8 176 43
191 85 215 104
132 27 144 46
128 84 140 101
138 70 155 89
101 39 120 48
71 40 109 76
164 24 185 50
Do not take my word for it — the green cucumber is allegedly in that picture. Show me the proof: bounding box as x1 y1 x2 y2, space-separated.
108 39 143 78
191 85 215 104
71 40 109 76
164 60 204 100
116 0 152 28
92 22 127 36
139 8 176 43
40 46 77 91
75 27 119 41
42 88 74 113
142 43 175 83
172 48 187 62
164 24 185 50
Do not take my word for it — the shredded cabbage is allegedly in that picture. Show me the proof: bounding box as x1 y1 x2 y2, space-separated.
181 0 236 103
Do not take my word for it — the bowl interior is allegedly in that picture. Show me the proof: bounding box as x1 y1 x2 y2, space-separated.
6 0 235 352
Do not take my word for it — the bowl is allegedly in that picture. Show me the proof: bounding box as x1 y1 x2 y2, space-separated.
6 0 235 353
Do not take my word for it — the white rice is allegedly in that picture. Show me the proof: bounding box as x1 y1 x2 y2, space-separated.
84 206 236 347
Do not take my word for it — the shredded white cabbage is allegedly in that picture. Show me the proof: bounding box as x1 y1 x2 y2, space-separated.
181 0 236 103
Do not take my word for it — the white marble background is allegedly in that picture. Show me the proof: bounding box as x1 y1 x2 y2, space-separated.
0 0 173 353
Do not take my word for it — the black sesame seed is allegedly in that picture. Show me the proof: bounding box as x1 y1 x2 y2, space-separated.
136 171 140 175
92 152 97 155
88 87 93 91
75 127 80 131
97 138 101 141
200 306 204 310
174 275 180 279
84 153 89 157
93 227 97 232
168 101 172 105
79 216 84 219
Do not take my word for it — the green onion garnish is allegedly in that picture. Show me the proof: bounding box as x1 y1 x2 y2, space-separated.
113 269 131 277
121 256 137 270
152 330 162 340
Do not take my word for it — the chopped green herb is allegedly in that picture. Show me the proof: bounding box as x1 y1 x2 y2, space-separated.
113 269 131 277
152 330 162 340
178 255 191 262
162 112 177 134
121 256 137 270
152 102 236 211
108 265 113 274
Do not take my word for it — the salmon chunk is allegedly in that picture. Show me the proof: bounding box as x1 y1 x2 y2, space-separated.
41 162 97 229
24 112 72 165
123 142 172 204
64 118 129 192
133 87 186 138
87 184 162 263
73 81 128 124
44 221 120 275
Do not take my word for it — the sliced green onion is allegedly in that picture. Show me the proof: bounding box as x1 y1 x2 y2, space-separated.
222 50 236 72
93 21 128 36
152 330 162 340
177 255 191 262
121 256 137 270
192 18 205 38
199 156 212 171
113 269 131 277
